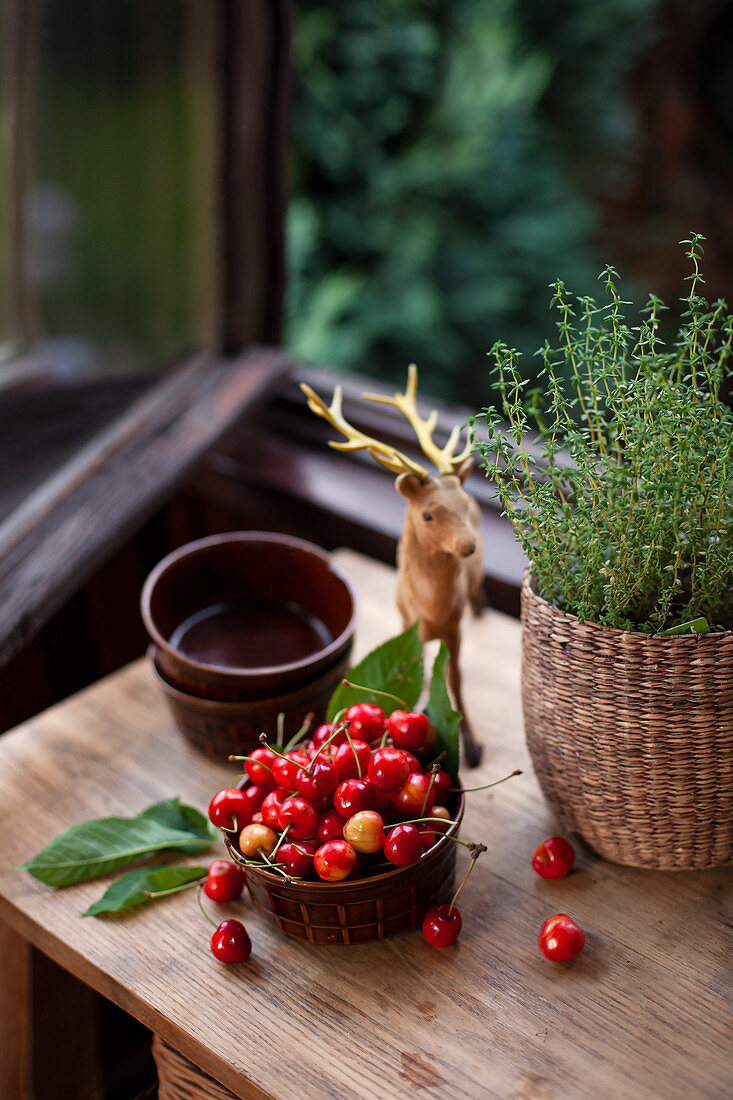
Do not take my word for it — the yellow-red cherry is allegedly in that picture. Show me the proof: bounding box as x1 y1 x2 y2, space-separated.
313 839 358 881
343 810 385 854
531 836 575 879
210 919 251 963
538 913 585 961
238 822 277 858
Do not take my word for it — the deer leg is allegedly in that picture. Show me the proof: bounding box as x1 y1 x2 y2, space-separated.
444 627 483 768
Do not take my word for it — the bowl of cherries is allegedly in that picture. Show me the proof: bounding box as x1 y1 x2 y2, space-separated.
209 702 465 945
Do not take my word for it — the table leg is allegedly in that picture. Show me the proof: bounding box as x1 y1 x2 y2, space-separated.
0 918 33 1099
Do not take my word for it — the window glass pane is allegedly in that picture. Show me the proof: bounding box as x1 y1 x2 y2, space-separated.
3 0 218 381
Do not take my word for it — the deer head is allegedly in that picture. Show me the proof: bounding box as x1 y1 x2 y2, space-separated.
395 461 478 559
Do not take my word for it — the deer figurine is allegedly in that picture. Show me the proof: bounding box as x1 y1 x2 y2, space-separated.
301 365 484 767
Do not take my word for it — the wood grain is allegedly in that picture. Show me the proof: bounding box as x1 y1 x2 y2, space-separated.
0 552 730 1099
0 345 290 669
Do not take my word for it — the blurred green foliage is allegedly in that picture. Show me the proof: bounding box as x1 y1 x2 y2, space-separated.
286 0 662 405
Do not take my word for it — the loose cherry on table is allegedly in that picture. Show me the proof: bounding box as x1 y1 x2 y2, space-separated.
210 919 252 963
203 859 245 902
538 913 586 961
422 904 462 947
531 836 575 879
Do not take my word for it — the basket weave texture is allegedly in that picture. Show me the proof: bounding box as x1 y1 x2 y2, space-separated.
153 1035 236 1100
521 574 733 870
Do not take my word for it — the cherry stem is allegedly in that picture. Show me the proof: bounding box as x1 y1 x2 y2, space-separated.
197 884 217 928
452 769 522 794
276 712 285 747
259 733 308 770
341 679 407 710
343 726 363 779
420 763 440 818
306 720 346 772
220 814 239 835
269 823 292 862
378 730 390 748
257 846 292 882
283 711 314 753
144 876 205 901
448 843 487 916
227 754 274 776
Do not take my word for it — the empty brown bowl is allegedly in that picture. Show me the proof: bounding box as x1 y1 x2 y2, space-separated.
150 646 352 761
141 532 357 703
226 784 465 945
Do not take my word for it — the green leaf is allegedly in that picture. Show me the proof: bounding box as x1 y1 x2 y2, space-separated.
424 642 461 779
659 617 710 636
83 865 208 917
139 798 218 843
327 623 424 721
21 799 217 888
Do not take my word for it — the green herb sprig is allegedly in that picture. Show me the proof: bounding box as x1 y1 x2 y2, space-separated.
471 235 733 633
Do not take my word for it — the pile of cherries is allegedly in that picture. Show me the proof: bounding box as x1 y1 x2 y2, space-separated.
209 702 459 887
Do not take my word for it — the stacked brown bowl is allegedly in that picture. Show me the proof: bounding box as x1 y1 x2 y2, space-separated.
141 533 357 760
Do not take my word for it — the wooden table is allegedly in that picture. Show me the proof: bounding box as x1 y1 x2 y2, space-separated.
0 552 730 1100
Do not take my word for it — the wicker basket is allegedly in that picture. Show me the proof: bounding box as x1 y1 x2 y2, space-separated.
153 1035 236 1100
225 791 464 944
521 574 733 870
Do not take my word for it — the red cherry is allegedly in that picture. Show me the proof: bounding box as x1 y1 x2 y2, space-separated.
277 796 319 839
260 787 290 829
384 823 423 866
241 784 268 814
317 809 346 842
343 810 385 854
531 836 575 879
416 719 437 756
313 839 358 881
422 904 462 947
344 703 386 742
312 722 347 749
245 747 277 787
208 788 253 832
295 761 338 801
275 840 316 878
401 751 422 774
203 860 245 902
386 710 429 752
431 770 455 805
272 751 307 791
334 778 376 818
210 919 251 963
538 914 586 961
392 772 435 818
367 747 410 792
332 739 372 781
238 823 277 858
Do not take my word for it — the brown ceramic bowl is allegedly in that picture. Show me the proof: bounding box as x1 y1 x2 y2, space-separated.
225 783 465 945
150 646 351 761
141 532 357 703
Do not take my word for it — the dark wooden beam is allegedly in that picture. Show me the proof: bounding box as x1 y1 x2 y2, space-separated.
0 347 291 668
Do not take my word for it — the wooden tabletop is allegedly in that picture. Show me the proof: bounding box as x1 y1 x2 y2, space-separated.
0 551 731 1100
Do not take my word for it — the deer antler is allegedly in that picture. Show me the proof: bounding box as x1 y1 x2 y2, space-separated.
361 364 472 476
300 381 430 480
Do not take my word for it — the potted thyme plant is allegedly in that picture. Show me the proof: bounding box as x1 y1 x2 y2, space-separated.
471 234 733 870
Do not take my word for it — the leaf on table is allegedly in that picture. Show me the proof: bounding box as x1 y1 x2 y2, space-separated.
20 799 217 888
83 864 208 917
424 642 461 779
139 798 217 843
327 623 423 721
